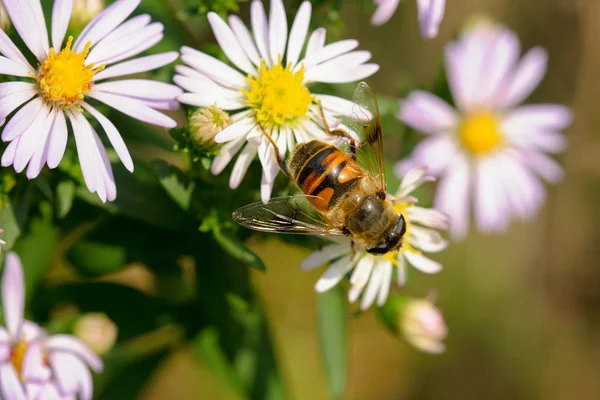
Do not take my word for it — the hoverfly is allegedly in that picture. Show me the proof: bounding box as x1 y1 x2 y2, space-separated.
233 82 405 255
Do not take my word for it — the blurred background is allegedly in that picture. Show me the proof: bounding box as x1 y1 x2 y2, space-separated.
7 0 599 399
141 0 600 399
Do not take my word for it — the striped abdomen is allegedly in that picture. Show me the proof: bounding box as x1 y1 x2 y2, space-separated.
288 140 364 213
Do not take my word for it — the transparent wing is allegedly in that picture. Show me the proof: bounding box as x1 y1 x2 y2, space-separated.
343 82 386 193
232 195 344 236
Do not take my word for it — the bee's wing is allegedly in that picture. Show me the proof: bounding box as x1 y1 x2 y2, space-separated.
343 82 386 194
233 195 344 236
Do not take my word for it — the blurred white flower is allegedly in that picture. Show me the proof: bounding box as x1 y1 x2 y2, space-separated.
0 252 103 399
71 0 105 28
371 0 446 39
73 313 118 356
396 21 573 238
301 168 449 310
402 298 447 354
0 0 181 202
175 0 379 202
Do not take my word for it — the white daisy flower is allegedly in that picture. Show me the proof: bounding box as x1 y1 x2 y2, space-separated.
0 0 181 202
396 21 573 238
371 0 446 39
402 298 447 354
0 252 103 400
175 0 379 202
301 168 449 310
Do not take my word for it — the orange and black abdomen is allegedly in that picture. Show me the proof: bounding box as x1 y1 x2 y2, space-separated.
288 140 364 213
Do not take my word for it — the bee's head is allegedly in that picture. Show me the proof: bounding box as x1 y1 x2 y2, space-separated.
366 214 406 255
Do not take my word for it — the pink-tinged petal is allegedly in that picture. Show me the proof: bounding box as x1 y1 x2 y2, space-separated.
2 97 44 142
68 112 98 193
93 80 182 101
303 28 326 62
82 103 133 172
376 261 393 306
1 139 19 168
2 0 48 62
180 47 247 89
360 261 385 310
521 150 564 184
74 0 141 50
211 136 246 175
497 47 548 109
417 0 446 39
268 0 288 63
93 52 179 81
286 1 311 67
46 335 103 372
21 342 51 382
479 27 520 104
228 15 261 66
52 0 74 50
2 252 24 340
304 39 359 67
48 352 80 396
208 12 256 75
260 173 275 203
0 328 9 360
214 118 255 143
444 42 472 112
434 155 470 239
395 135 459 177
0 56 34 78
251 0 272 65
0 364 26 400
13 105 51 173
398 91 457 134
87 90 176 128
0 91 37 122
26 108 57 179
404 251 443 273
502 104 573 132
371 0 400 26
314 255 353 293
22 321 45 342
90 128 117 202
0 29 34 71
473 156 508 233
504 128 567 154
47 110 68 169
229 142 258 189
95 29 164 66
88 14 152 54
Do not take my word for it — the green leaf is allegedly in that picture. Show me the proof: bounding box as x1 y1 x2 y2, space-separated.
213 229 266 272
317 285 348 399
67 240 127 277
152 160 195 211
0 200 21 249
55 180 76 219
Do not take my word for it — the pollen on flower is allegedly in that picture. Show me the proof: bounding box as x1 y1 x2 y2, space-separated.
36 36 104 108
392 203 420 254
9 340 27 380
458 112 503 155
241 60 313 129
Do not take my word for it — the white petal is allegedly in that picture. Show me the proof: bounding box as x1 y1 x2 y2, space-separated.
396 253 407 286
522 150 564 184
404 206 449 230
286 1 311 67
229 142 258 189
260 173 275 203
48 352 81 396
312 50 373 73
0 29 34 71
22 342 52 382
360 261 386 310
434 155 470 239
478 27 520 104
88 14 152 57
0 91 37 121
211 136 246 175
1 138 19 167
305 39 359 67
376 261 393 306
301 243 350 270
0 364 26 400
395 134 459 177
404 251 443 273
0 56 34 78
2 97 44 142
314 255 353 293
214 118 255 143
502 104 573 132
68 111 98 193
474 157 508 233
314 94 355 118
94 29 164 66
26 108 56 179
397 167 432 198
348 256 375 303
208 12 256 75
52 0 74 50
46 334 103 372
497 47 548 109
2 0 48 62
74 0 141 50
0 82 36 99
304 63 379 84
371 0 400 26
407 226 448 252
87 90 176 128
505 129 567 154
2 252 24 339
93 52 179 81
180 47 247 89
303 28 325 62
83 103 134 172
14 105 50 173
47 110 68 169
399 92 457 134
228 15 261 66
91 128 117 202
444 41 476 111
268 0 288 63
251 0 271 65
93 80 182 101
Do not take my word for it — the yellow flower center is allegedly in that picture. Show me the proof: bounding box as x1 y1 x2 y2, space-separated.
36 36 104 108
241 60 313 129
458 112 503 155
390 202 419 255
9 340 27 380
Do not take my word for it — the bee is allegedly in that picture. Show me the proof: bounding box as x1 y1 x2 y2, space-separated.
233 82 405 255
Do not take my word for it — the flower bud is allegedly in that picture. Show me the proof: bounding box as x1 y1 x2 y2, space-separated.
71 0 105 29
0 2 10 32
189 105 232 145
401 299 447 354
73 313 117 355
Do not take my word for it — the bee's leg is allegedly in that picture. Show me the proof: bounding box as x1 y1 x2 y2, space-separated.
257 122 291 178
315 100 359 161
350 240 357 256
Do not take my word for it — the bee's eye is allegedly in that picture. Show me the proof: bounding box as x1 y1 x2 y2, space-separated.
367 242 389 255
